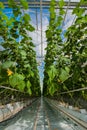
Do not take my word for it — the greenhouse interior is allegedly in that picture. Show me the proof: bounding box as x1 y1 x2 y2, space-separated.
0 0 87 130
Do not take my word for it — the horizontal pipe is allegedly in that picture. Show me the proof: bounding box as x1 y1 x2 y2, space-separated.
2 1 87 9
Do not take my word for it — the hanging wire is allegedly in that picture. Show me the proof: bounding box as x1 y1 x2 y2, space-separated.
0 86 27 94
40 0 43 60
58 87 87 95
35 0 38 30
72 15 77 25
0 85 28 105
62 0 71 28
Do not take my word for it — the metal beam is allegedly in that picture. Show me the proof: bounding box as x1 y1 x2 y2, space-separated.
2 1 87 9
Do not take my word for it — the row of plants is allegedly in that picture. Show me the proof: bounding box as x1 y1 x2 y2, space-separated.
0 0 40 101
43 0 87 103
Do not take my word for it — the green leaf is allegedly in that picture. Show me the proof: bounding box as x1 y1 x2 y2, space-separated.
24 64 30 68
8 0 18 9
58 16 63 22
9 73 25 89
72 7 85 17
59 0 65 8
0 2 4 9
23 14 31 23
30 71 34 77
59 9 65 15
13 7 21 17
50 7 55 19
80 0 87 4
65 67 70 73
28 24 35 32
20 0 28 9
73 69 80 82
9 75 17 87
27 88 32 95
49 0 56 20
27 81 32 95
49 83 57 96
0 11 2 15
50 0 56 6
20 50 26 56
63 85 69 91
17 81 25 91
7 18 15 26
47 65 57 82
8 0 14 7
27 80 31 88
2 61 15 69
59 68 69 82
2 14 8 21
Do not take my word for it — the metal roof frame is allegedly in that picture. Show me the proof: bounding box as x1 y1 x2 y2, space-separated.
1 0 87 9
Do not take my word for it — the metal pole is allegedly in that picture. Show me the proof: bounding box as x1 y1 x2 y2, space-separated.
34 0 38 30
62 0 71 28
40 0 43 60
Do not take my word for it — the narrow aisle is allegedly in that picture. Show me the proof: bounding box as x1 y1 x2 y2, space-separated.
0 97 83 130
0 99 40 130
44 99 83 130
33 97 49 130
0 97 49 130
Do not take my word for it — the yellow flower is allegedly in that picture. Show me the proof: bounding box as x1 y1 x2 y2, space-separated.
7 69 13 76
58 79 61 83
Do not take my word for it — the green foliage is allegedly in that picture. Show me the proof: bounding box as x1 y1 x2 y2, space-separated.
72 7 85 17
2 61 15 69
0 2 4 9
43 0 65 96
0 0 40 97
8 0 16 8
47 65 57 82
20 0 28 9
59 0 65 8
43 0 87 100
27 81 32 95
9 73 25 91
59 68 70 82
23 14 31 23
49 83 57 96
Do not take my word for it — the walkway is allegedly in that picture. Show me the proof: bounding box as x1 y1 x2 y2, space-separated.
0 97 84 130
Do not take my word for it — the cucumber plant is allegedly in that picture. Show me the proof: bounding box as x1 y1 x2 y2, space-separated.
0 0 40 100
43 0 87 102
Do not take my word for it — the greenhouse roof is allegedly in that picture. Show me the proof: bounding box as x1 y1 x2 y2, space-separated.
1 0 87 8
0 0 87 88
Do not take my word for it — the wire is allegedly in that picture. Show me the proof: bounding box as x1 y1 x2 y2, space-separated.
40 0 43 60
0 86 27 94
58 87 87 95
62 0 71 28
72 15 77 25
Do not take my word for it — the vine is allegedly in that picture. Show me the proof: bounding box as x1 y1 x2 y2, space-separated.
43 0 66 96
43 0 87 104
0 0 40 100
